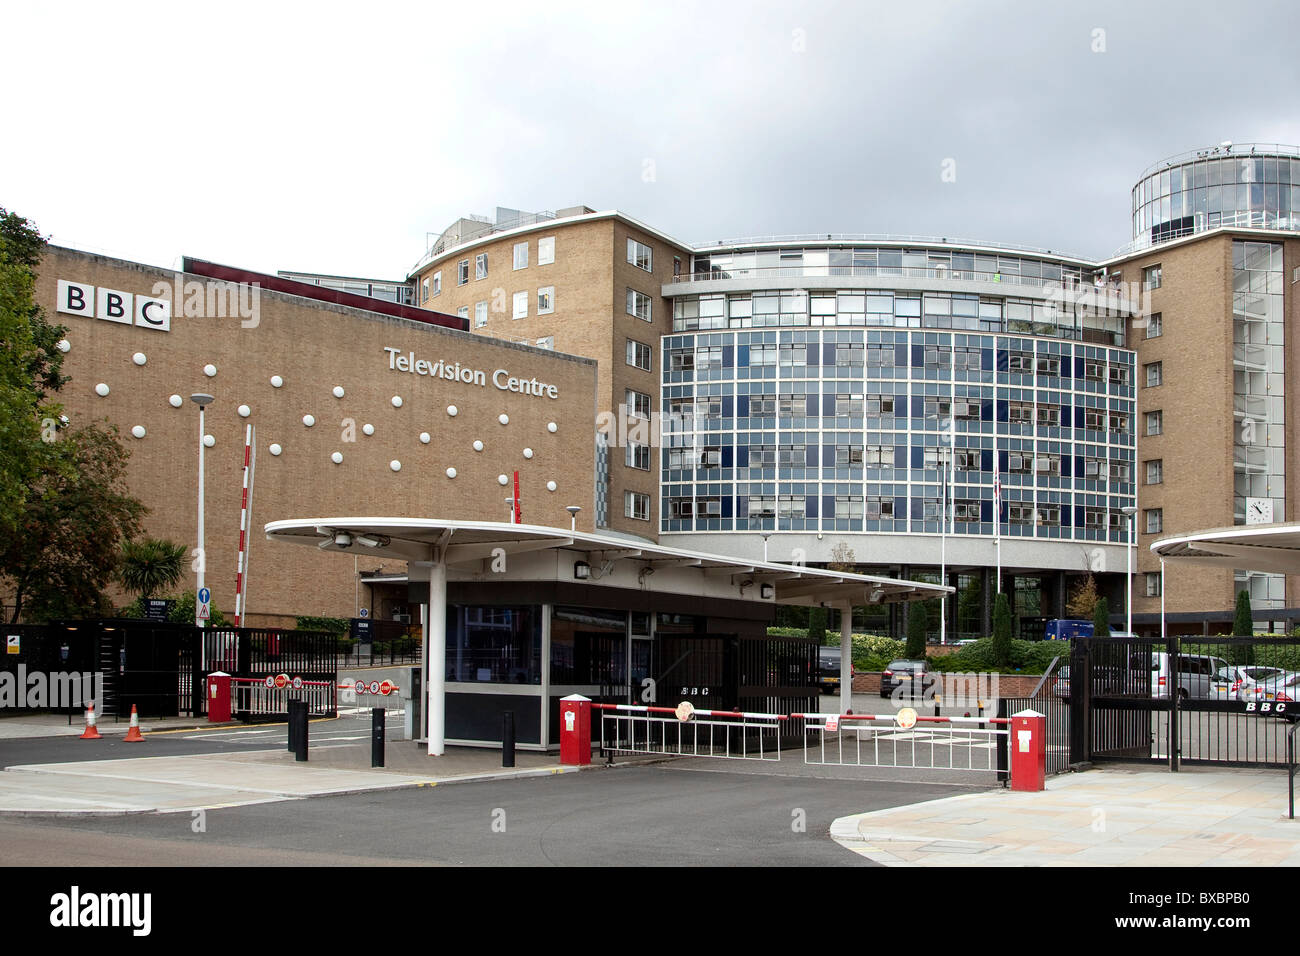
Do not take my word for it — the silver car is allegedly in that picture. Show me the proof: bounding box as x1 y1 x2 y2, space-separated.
1240 671 1300 717
1211 665 1289 702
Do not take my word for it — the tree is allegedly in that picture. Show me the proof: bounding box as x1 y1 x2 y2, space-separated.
1066 574 1100 619
807 605 827 645
1233 589 1253 636
119 538 187 599
992 592 1013 666
906 602 928 658
0 210 145 623
956 575 982 636
0 209 68 544
1093 596 1111 637
827 542 856 572
1 424 146 622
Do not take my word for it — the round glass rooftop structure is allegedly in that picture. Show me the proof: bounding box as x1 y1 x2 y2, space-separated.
1126 143 1300 254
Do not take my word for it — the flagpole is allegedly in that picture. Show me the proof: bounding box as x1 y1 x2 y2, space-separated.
994 440 1002 595
940 445 947 646
940 421 950 646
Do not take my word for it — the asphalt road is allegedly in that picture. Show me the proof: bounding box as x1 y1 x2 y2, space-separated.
0 712 395 765
2 763 974 866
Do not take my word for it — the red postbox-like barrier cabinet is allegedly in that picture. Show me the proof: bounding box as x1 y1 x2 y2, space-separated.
1010 709 1046 792
207 672 232 723
559 694 591 766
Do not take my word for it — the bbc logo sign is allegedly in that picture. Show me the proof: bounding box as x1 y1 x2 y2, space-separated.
57 280 171 332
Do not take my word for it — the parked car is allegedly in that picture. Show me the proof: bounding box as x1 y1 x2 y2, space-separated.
1240 672 1300 717
1052 665 1070 700
1132 651 1230 699
1210 665 1289 702
818 647 854 695
880 659 927 699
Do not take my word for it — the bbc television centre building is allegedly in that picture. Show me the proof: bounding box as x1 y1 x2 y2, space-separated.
18 142 1300 712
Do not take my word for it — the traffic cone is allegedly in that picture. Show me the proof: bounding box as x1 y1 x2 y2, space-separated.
79 701 102 740
124 704 145 742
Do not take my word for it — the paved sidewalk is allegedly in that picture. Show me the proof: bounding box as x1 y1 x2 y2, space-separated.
831 765 1300 866
0 714 246 739
0 746 576 815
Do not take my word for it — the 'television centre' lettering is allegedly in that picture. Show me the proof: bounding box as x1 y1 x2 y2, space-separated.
384 347 559 399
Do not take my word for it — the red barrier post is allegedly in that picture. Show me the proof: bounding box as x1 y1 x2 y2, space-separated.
207 672 232 723
559 694 591 765
1010 709 1046 792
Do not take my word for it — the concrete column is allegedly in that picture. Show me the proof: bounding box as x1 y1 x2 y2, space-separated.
413 556 448 757
899 564 910 639
839 604 853 715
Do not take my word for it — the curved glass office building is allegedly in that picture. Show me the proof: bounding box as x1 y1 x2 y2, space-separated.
1129 143 1300 252
658 239 1139 609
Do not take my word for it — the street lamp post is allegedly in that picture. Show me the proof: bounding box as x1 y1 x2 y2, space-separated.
1121 504 1138 636
191 394 214 631
939 423 954 644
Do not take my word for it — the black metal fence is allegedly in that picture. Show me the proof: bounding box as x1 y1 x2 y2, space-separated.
0 620 336 720
1072 635 1300 769
340 621 421 666
995 651 1071 777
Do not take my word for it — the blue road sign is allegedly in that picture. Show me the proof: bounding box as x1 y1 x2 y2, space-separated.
198 587 211 604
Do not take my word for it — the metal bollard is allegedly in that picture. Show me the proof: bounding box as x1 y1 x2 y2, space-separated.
291 700 308 762
502 711 515 768
372 708 385 768
287 698 298 752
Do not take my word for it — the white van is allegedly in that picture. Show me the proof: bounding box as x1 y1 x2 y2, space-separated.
1131 651 1230 699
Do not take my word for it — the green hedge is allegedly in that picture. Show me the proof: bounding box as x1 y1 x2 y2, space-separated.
295 615 350 636
1181 639 1300 672
929 638 1067 675
767 628 903 671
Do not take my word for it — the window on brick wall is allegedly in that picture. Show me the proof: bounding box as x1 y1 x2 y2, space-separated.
626 339 652 370
624 491 650 521
628 238 652 271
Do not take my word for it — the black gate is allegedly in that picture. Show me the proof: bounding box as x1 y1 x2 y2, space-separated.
0 621 336 720
1072 635 1300 769
648 633 816 747
1001 651 1071 777
654 634 736 712
0 624 97 716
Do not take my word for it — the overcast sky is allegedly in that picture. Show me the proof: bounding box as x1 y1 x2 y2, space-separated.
5 0 1299 278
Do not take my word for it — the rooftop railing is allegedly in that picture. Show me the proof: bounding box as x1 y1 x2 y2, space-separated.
690 232 1089 260
1112 208 1300 257
666 265 1134 302
1134 143 1300 183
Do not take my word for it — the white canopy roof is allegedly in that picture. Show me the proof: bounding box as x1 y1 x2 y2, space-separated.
264 517 953 607
1151 522 1300 575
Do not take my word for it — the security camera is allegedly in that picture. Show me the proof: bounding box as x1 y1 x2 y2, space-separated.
334 532 353 549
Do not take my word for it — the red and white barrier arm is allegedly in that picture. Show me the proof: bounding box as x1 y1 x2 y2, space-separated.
592 703 787 721
791 713 1010 725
